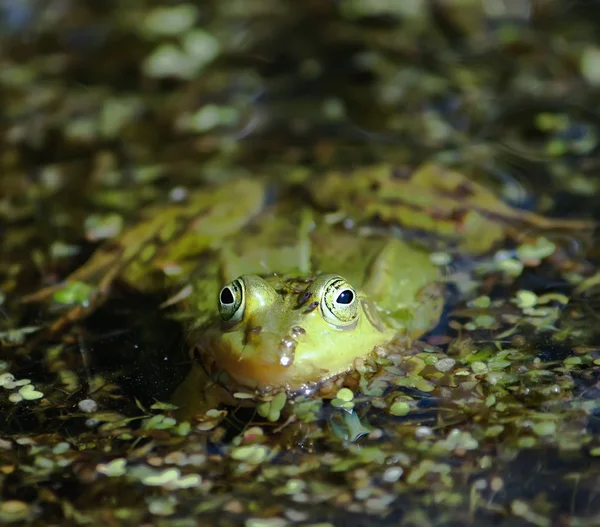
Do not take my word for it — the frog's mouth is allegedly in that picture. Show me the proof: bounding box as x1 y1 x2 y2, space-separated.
192 331 330 391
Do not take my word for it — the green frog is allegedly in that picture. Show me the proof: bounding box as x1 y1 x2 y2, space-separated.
181 207 443 393
25 163 590 406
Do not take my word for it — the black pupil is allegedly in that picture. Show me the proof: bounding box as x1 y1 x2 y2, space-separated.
220 287 235 305
336 289 354 305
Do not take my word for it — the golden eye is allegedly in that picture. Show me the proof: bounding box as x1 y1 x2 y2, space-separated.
218 278 245 322
321 276 359 325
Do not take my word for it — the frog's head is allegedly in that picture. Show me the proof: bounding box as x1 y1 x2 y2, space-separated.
194 273 396 390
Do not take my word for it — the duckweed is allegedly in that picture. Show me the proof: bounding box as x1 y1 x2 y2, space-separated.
1 2 599 526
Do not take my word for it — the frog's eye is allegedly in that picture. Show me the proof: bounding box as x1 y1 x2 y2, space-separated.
218 279 245 322
321 277 359 325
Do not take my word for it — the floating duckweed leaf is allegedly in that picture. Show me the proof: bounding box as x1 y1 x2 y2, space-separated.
511 499 551 527
532 421 557 437
396 374 435 392
97 458 127 477
423 354 439 366
173 474 202 489
100 97 142 138
195 409 228 431
471 361 488 375
52 442 71 455
518 437 537 448
142 44 190 79
50 241 81 259
0 373 15 386
590 447 600 456
435 429 478 452
0 326 40 346
336 388 354 402
330 399 354 410
517 237 556 264
498 258 525 276
292 398 323 423
183 30 221 68
183 104 239 133
231 445 269 464
546 139 568 157
257 392 287 422
8 393 22 403
331 387 355 410
2 379 21 392
515 290 538 309
435 358 456 372
485 425 504 437
389 401 411 416
430 252 452 265
0 500 32 523
52 281 95 306
382 467 404 483
113 508 136 520
142 414 177 430
404 356 426 374
238 426 264 444
78 399 98 413
143 4 199 37
470 296 491 308
283 478 306 495
84 213 124 241
174 422 191 436
535 112 569 132
142 468 181 486
488 358 512 371
147 496 177 517
580 46 600 85
18 384 43 400
473 315 495 328
232 391 256 400
564 357 582 366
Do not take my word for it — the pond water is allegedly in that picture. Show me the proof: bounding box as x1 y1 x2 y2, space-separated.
1 1 600 526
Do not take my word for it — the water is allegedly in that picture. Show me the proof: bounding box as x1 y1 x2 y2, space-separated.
1 1 600 525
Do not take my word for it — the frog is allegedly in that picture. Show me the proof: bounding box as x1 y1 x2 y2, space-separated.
179 208 443 394
23 162 592 407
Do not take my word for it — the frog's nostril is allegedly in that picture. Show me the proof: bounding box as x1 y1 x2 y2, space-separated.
290 326 306 339
303 301 319 314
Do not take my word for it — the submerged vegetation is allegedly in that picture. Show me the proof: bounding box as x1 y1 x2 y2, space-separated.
2 1 600 525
